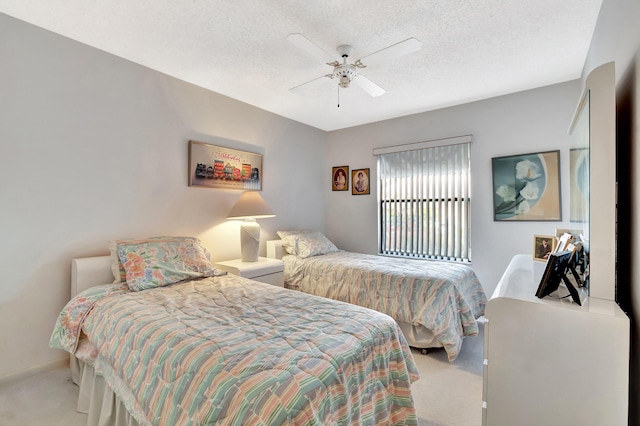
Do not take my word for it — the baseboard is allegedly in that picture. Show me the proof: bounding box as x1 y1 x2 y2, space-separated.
0 356 69 386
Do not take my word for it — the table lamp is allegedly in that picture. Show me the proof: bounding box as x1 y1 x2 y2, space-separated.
226 191 275 262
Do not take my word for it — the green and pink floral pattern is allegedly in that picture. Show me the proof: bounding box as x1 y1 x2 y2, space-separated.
116 237 221 291
49 283 129 353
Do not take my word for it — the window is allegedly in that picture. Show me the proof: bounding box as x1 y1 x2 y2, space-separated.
375 135 471 262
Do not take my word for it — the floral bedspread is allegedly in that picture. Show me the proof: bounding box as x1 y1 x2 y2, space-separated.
50 283 129 353
283 251 488 361
50 274 419 425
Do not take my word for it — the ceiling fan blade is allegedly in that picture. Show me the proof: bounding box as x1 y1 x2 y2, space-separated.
289 75 329 93
353 75 385 97
287 33 336 63
358 37 422 67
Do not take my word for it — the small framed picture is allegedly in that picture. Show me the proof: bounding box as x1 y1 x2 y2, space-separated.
533 234 556 262
352 168 370 195
332 166 349 191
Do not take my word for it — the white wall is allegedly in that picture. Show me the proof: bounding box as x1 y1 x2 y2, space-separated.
0 14 327 380
325 81 582 297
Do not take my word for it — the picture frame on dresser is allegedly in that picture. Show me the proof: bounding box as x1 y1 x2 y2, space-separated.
535 250 582 306
533 234 556 262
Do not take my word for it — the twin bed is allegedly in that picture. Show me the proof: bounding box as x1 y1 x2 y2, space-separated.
51 237 420 425
268 231 487 362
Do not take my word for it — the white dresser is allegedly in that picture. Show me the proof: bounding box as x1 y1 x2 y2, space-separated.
483 254 629 426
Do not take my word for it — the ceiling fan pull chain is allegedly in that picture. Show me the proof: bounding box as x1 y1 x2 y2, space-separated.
337 84 340 108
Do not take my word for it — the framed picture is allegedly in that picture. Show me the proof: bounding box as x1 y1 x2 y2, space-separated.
492 150 561 221
555 232 574 253
352 168 370 195
554 228 583 239
535 250 582 305
533 234 556 262
332 166 349 191
188 140 262 190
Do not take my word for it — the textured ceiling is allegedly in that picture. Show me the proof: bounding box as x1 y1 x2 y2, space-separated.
0 1 602 131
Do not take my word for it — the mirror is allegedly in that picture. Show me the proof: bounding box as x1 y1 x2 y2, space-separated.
568 91 590 291
568 62 616 301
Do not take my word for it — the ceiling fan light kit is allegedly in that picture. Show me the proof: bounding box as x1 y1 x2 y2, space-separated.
287 33 422 103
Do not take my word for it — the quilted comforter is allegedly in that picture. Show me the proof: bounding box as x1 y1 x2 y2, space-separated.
51 274 419 425
283 251 487 361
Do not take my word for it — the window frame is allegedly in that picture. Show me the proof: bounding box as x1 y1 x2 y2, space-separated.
374 135 472 263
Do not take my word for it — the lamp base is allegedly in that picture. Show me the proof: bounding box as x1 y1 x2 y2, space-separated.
240 220 260 262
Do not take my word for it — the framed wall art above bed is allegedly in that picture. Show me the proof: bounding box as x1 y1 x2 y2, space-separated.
188 140 262 190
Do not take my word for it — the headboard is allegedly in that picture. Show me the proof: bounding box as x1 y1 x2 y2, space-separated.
71 255 113 297
70 249 212 298
266 240 286 260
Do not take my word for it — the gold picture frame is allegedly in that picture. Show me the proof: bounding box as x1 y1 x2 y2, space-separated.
533 234 557 262
332 166 349 191
351 168 370 195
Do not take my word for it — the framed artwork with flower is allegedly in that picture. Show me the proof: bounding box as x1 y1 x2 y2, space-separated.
492 150 561 221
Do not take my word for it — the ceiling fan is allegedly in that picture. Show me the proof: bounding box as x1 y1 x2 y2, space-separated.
287 33 423 100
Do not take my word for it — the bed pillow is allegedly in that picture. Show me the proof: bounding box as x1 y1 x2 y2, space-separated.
108 236 209 283
110 236 221 291
277 230 339 258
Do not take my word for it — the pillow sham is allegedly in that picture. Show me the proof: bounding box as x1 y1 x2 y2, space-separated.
276 230 339 259
110 236 221 291
108 237 190 284
109 236 208 283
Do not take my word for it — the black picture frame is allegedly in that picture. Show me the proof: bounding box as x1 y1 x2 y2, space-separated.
535 250 582 305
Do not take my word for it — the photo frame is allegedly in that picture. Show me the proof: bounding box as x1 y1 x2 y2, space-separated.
332 166 349 191
535 250 582 305
492 150 561 221
188 140 262 190
533 234 556 262
352 168 370 195
554 232 574 253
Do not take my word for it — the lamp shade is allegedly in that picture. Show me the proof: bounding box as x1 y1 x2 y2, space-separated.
226 191 275 220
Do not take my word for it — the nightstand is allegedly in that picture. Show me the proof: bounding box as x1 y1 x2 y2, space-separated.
214 257 284 287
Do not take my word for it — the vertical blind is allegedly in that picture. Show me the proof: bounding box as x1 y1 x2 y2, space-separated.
375 137 471 262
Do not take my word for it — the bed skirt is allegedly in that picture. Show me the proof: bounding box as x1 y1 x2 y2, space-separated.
397 320 443 350
70 356 140 426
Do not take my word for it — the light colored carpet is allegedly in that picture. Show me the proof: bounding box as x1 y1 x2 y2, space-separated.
413 322 484 426
0 323 483 425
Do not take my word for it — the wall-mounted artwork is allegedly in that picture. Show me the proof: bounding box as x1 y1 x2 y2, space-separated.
533 234 556 262
492 150 561 221
332 166 349 191
352 168 370 195
188 140 262 190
